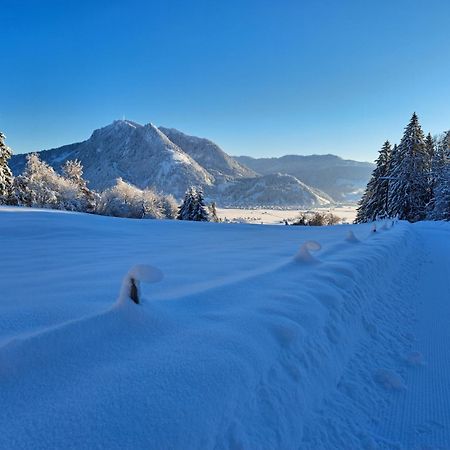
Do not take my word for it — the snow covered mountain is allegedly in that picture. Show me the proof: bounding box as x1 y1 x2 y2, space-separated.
10 120 332 207
10 120 214 198
235 154 374 201
159 127 256 180
217 173 331 208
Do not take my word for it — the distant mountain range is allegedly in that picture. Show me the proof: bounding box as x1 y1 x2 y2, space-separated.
235 155 374 201
10 120 374 207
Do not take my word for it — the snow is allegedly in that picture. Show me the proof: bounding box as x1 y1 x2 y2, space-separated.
1 206 449 449
217 205 358 224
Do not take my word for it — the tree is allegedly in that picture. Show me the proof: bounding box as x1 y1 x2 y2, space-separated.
387 113 429 222
177 186 209 221
13 153 81 210
424 133 435 206
430 131 450 220
355 141 391 223
96 178 165 219
0 132 13 204
177 186 196 220
62 159 97 212
191 187 209 221
208 202 220 222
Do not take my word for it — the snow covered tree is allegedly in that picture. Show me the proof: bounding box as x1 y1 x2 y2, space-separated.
177 186 209 221
177 186 196 220
159 194 178 219
430 131 450 220
13 153 81 210
96 178 177 219
355 141 392 223
97 178 165 219
0 132 13 204
432 164 450 220
191 187 209 221
62 159 97 212
208 202 220 222
387 113 429 222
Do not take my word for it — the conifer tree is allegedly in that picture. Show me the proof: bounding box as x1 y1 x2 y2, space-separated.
0 132 14 204
177 186 210 221
177 186 197 220
387 113 429 222
355 141 391 223
424 133 435 206
430 131 450 220
191 187 209 222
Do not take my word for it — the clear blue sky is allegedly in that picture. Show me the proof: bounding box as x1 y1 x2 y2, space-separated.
2 0 450 161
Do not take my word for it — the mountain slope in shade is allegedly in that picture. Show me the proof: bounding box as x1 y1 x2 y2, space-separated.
216 173 331 208
235 154 374 201
159 127 256 180
10 120 214 198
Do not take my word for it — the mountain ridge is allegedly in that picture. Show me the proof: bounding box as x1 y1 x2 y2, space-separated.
9 120 372 206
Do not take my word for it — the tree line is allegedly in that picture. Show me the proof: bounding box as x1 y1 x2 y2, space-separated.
356 113 450 223
0 134 217 222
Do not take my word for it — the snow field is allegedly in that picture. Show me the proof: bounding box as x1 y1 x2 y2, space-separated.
0 207 442 449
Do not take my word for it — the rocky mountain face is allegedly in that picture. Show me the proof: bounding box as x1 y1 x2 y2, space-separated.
158 127 256 181
235 154 374 201
10 120 370 207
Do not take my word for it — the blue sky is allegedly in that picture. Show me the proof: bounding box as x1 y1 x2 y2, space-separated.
1 0 450 161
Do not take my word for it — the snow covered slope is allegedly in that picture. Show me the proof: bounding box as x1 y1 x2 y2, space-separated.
159 126 256 180
217 173 332 208
2 207 448 449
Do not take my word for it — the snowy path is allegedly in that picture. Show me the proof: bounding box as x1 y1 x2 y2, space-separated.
377 222 450 449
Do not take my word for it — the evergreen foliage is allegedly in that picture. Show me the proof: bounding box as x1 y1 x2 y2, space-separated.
177 186 210 221
387 113 429 221
355 141 391 223
430 131 450 220
0 132 14 204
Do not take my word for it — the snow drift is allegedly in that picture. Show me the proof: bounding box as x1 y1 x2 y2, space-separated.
0 207 429 448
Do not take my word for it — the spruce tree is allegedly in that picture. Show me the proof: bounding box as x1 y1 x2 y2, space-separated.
177 186 210 221
191 187 209 222
0 132 14 204
387 113 429 222
424 133 435 207
177 186 197 220
431 131 450 220
355 141 391 223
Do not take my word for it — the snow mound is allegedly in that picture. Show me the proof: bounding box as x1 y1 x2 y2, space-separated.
294 240 322 263
374 369 406 391
117 264 164 305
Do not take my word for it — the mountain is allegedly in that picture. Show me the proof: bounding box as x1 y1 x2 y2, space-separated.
10 120 214 198
217 173 331 208
10 120 341 208
159 127 256 180
235 154 374 201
